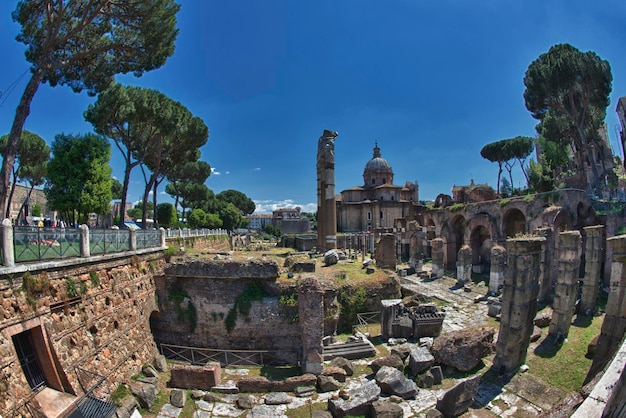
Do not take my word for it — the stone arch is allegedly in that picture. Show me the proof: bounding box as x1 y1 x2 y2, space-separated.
443 215 466 268
577 201 598 227
467 212 496 266
503 208 526 238
553 209 572 232
470 225 491 266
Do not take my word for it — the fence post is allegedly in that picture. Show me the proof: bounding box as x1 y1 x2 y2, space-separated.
160 228 166 248
1 219 15 267
129 228 137 251
79 224 90 257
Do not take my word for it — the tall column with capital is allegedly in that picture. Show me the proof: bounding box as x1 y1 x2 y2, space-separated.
316 130 338 252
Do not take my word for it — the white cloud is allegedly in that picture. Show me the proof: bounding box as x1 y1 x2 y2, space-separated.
211 167 221 175
253 167 261 171
253 199 316 214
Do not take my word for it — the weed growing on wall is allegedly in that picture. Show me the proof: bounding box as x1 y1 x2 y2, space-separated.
89 271 100 288
65 277 78 298
225 281 267 332
337 285 367 333
169 288 198 333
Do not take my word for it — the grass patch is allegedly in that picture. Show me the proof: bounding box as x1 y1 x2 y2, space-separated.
285 397 327 417
526 314 603 393
110 384 130 407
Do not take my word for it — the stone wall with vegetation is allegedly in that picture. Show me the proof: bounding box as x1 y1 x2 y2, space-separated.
0 254 163 415
153 259 402 362
153 259 302 364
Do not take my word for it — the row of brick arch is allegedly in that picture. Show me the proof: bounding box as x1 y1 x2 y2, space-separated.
416 194 598 269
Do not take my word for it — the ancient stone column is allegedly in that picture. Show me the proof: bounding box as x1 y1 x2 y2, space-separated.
380 299 403 340
374 233 396 270
493 237 545 373
535 227 553 304
489 245 506 295
316 130 338 252
1 218 15 267
584 234 626 385
298 275 324 374
580 225 604 315
431 238 444 278
456 245 472 286
549 231 581 339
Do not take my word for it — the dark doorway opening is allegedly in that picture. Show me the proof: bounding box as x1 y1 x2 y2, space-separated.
12 330 48 391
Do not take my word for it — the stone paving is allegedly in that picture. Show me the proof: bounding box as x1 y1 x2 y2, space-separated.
147 272 564 417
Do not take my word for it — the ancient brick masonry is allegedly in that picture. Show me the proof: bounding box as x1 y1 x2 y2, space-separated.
580 225 604 314
585 234 626 385
549 231 581 338
493 237 545 373
456 245 472 286
489 245 506 294
431 238 444 278
0 255 162 415
298 275 324 374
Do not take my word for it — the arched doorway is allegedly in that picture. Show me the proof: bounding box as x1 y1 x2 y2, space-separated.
444 215 466 269
503 208 526 238
470 225 491 267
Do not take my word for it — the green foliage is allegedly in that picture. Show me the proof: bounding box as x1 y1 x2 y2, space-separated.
31 204 41 217
45 133 113 223
499 198 510 207
127 201 154 222
111 179 123 200
279 293 298 307
157 203 177 228
225 282 268 333
616 225 626 235
216 189 256 215
337 286 368 333
21 271 50 296
449 203 465 212
65 277 78 298
0 130 50 217
169 288 197 333
2 0 180 220
111 384 130 407
524 43 612 193
90 271 100 288
528 158 555 193
187 208 208 229
263 223 282 238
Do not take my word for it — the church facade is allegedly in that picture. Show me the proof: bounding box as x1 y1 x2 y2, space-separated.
337 143 419 233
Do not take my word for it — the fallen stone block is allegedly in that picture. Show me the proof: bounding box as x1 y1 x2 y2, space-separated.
408 346 434 376
374 366 418 399
371 399 404 418
370 354 404 374
321 366 347 382
328 380 381 418
264 392 292 405
431 326 494 372
318 375 342 392
436 374 481 417
169 363 221 390
329 357 354 376
129 381 158 410
170 388 186 408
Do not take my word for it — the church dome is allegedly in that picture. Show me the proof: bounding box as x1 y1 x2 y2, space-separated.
363 142 394 187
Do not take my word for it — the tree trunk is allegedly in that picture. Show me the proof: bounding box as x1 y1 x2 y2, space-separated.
1 69 44 218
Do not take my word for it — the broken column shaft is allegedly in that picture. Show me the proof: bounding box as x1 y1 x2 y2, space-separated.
584 234 626 384
580 225 604 314
431 238 444 278
493 237 545 373
549 231 581 338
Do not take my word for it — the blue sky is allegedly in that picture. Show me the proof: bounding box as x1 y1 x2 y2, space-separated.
2 1 626 214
